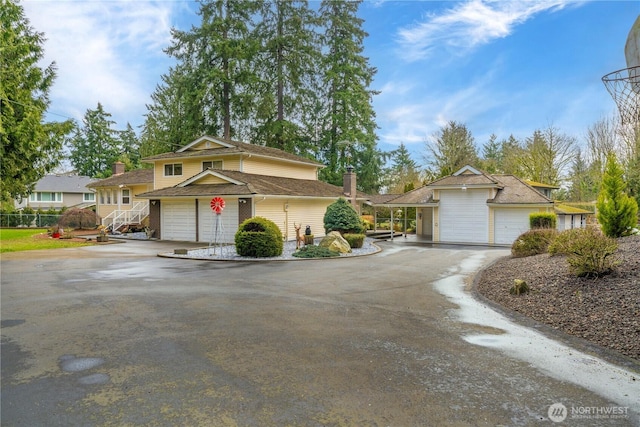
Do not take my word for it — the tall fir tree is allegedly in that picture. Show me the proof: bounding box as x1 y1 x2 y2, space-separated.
252 0 320 153
318 0 381 193
0 0 73 204
69 103 120 178
384 143 422 194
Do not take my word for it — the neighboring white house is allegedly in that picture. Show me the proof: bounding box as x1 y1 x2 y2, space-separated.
15 173 97 211
370 165 564 246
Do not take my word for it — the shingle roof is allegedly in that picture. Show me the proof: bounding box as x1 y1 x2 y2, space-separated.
489 175 553 204
143 136 323 167
35 175 97 193
368 169 554 206
87 169 154 188
378 186 435 205
136 169 362 199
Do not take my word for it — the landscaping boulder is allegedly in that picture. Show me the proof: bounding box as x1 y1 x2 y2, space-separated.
319 231 351 254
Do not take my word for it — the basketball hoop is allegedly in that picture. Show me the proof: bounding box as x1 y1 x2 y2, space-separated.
602 65 640 126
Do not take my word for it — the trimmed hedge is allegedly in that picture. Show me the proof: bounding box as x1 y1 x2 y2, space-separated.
235 217 283 257
530 212 556 229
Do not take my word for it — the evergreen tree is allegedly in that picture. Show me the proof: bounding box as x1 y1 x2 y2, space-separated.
500 135 524 177
481 134 501 174
568 149 598 202
596 153 638 237
0 0 73 204
384 143 422 194
69 103 120 177
142 66 206 153
118 123 141 170
252 0 320 152
424 121 478 178
317 0 381 193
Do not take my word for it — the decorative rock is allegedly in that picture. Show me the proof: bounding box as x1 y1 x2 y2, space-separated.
319 231 351 254
510 279 530 295
174 248 188 255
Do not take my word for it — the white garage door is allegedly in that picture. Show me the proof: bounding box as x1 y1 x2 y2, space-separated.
494 209 532 245
439 190 488 243
198 197 239 244
162 201 196 241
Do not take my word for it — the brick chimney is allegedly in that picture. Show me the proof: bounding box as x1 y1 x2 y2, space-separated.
112 162 125 176
343 166 357 207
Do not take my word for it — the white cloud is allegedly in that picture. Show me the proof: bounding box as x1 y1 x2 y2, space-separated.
396 0 579 62
22 0 179 127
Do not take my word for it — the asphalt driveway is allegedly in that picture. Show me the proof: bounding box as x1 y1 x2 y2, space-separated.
1 240 638 426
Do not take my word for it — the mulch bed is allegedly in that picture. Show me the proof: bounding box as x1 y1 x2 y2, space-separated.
475 235 640 362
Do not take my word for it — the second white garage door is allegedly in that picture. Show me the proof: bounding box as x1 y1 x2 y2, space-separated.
494 208 534 245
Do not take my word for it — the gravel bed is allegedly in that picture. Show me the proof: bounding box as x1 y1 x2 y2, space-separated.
164 237 380 261
475 235 640 361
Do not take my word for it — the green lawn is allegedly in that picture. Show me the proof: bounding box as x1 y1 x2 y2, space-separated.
0 228 92 253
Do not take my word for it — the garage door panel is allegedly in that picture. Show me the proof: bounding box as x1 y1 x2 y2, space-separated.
162 201 196 241
198 198 239 244
440 190 488 243
494 209 533 245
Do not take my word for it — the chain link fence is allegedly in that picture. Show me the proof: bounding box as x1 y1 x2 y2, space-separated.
0 213 62 228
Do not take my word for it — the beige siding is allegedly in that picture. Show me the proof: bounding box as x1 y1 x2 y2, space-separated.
254 197 331 241
154 157 243 189
242 157 317 180
94 183 152 220
189 140 227 150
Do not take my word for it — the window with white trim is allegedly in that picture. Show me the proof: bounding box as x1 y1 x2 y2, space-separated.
84 193 95 202
122 189 130 204
203 160 223 171
164 163 183 176
29 192 63 202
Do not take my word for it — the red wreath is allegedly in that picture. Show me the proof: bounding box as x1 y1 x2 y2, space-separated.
210 197 225 214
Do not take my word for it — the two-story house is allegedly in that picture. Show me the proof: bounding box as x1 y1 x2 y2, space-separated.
90 136 365 242
15 173 97 211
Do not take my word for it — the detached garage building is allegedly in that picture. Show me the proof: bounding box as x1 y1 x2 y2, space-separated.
373 165 556 246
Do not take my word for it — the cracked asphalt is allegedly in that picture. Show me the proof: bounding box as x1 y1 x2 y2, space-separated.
1 240 638 426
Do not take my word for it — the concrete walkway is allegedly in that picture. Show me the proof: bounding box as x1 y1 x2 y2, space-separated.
1 240 638 426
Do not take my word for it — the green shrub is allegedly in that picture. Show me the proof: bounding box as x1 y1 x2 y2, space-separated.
597 154 638 237
235 217 283 257
343 233 365 249
529 212 556 229
292 245 340 258
511 228 558 258
550 227 619 277
324 198 365 234
548 228 583 256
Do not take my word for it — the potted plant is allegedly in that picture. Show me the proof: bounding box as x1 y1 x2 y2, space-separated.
96 225 109 242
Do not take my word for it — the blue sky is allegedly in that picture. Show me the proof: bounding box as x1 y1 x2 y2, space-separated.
22 0 639 164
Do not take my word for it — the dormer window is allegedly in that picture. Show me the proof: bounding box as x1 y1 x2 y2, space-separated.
203 160 223 171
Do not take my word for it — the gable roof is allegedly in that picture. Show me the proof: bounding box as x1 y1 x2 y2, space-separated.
368 165 554 207
372 186 436 206
427 165 501 189
489 175 553 204
142 135 323 168
34 174 97 193
136 169 367 200
86 169 154 188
